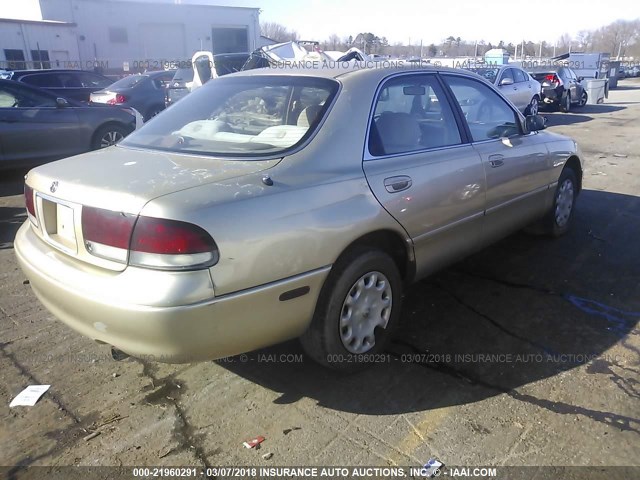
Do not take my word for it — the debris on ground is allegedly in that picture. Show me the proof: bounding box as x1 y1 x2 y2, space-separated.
243 436 265 449
22 280 29 285
262 452 273 460
282 427 301 435
613 154 628 158
9 385 50 407
112 373 119 378
422 458 445 478
83 431 101 442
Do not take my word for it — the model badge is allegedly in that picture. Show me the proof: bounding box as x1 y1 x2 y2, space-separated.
50 181 58 193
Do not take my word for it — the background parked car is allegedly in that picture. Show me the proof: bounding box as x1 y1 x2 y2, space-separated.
90 70 175 121
527 66 587 112
0 79 135 170
466 65 542 115
166 53 249 107
5 69 114 103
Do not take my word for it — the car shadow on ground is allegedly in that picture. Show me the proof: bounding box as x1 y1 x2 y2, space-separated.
0 208 26 250
541 104 626 126
0 168 28 197
219 189 640 432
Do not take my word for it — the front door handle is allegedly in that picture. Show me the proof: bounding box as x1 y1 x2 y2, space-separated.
488 154 504 168
384 175 412 193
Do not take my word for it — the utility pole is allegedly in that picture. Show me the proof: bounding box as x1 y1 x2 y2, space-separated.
617 42 623 59
539 42 542 59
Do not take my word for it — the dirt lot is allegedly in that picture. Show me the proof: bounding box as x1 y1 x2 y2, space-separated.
1 79 639 478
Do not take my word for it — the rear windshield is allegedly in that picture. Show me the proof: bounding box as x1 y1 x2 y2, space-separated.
468 68 499 83
121 76 339 157
110 75 146 89
530 71 555 81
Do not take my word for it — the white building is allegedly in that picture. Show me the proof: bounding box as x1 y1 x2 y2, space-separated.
1 0 261 72
0 18 80 69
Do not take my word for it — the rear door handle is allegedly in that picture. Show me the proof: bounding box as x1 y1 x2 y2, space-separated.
488 154 504 168
384 175 412 193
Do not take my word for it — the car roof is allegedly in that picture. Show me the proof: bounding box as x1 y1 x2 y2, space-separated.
232 63 482 82
9 69 108 77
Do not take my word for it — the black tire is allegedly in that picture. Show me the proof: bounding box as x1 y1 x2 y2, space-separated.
525 96 539 116
578 90 588 107
91 124 128 150
560 92 571 113
543 167 578 237
300 247 403 372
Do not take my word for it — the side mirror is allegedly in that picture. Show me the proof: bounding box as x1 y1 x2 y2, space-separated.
578 76 584 82
499 77 514 86
56 97 69 108
525 114 546 132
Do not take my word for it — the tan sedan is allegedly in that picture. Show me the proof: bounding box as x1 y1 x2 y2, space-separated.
15 66 584 370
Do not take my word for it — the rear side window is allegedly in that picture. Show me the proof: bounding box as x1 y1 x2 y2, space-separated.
443 75 521 142
78 72 112 88
368 74 462 156
21 73 63 88
0 83 56 108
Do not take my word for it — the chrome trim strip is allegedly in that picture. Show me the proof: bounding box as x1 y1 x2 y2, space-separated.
485 186 549 215
412 211 484 242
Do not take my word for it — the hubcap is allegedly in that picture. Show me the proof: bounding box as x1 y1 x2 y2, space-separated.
339 271 392 354
530 98 538 115
100 131 124 148
565 94 571 111
555 178 574 227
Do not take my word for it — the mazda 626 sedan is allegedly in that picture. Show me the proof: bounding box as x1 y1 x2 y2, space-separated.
15 65 584 371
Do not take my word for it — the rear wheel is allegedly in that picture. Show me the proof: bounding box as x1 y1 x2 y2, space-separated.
300 248 403 372
92 124 127 150
525 96 539 116
578 90 588 107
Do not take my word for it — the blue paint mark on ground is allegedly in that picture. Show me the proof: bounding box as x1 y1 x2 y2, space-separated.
564 294 640 336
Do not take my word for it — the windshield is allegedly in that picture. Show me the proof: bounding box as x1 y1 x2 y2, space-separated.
121 76 339 157
469 68 500 83
110 75 147 89
173 68 194 82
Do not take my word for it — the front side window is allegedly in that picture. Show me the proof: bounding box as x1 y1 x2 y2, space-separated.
0 84 56 108
513 68 527 83
368 74 462 156
443 75 521 142
21 73 63 88
121 76 339 157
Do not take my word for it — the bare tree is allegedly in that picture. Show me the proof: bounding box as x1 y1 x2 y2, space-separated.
260 22 299 43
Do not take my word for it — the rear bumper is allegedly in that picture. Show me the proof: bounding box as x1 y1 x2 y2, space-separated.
541 87 563 104
15 221 329 362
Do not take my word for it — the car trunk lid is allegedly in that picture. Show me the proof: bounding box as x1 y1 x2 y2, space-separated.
25 146 280 271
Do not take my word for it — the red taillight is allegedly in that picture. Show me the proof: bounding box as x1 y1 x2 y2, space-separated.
24 184 36 217
81 206 217 269
544 74 561 85
82 206 135 263
107 93 127 105
131 217 214 255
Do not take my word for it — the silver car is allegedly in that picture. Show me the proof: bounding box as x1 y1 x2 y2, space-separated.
16 66 583 371
468 65 542 116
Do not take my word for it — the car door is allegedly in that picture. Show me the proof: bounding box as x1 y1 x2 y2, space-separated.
559 68 576 102
496 68 519 107
0 82 82 165
363 73 486 278
512 68 531 110
441 73 550 246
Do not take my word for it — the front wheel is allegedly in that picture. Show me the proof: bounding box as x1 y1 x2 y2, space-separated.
547 167 578 236
560 92 571 113
300 248 403 371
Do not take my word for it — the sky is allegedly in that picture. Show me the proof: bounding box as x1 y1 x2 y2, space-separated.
2 0 639 45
